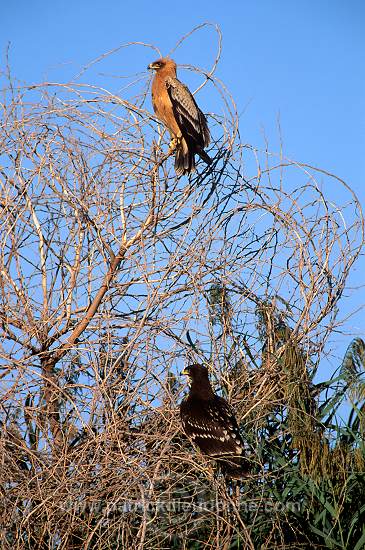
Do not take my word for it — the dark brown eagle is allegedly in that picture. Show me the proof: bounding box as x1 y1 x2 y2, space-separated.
180 363 250 478
147 57 212 176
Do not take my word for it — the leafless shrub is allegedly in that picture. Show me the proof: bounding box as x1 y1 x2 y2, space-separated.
0 26 363 549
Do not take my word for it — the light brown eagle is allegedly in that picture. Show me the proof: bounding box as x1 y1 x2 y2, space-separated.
148 57 211 176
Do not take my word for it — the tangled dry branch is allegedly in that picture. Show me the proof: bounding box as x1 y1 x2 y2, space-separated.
0 31 363 549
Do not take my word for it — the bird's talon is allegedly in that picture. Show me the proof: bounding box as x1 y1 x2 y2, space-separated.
168 137 181 153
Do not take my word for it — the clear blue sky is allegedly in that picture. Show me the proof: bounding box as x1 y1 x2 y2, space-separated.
2 1 364 379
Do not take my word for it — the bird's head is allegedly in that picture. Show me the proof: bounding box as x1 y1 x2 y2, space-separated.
182 363 210 388
147 57 177 73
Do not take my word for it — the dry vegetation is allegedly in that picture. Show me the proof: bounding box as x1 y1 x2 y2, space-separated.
0 27 364 549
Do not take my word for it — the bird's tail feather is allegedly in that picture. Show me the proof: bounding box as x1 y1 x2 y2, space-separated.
217 456 251 479
196 147 212 166
174 139 212 176
175 139 195 176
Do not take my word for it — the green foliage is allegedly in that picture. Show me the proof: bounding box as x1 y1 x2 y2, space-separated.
242 334 365 549
208 283 232 327
340 337 365 401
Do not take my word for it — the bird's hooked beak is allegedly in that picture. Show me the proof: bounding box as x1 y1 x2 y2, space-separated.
147 62 158 71
181 367 191 387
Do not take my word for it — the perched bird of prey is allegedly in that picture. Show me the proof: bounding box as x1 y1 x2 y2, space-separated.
147 57 212 176
180 363 250 478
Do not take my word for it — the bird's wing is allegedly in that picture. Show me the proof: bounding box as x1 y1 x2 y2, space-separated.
180 395 244 457
209 396 245 449
165 76 210 148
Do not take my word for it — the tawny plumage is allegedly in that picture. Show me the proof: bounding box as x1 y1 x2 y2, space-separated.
147 57 211 176
180 363 250 478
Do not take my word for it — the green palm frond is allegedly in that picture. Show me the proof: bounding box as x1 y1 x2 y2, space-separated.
340 338 365 400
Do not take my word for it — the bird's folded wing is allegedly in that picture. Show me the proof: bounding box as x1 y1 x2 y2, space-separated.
166 76 210 147
181 396 244 456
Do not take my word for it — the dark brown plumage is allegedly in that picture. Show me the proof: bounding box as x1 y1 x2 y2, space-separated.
147 57 212 176
180 363 250 478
